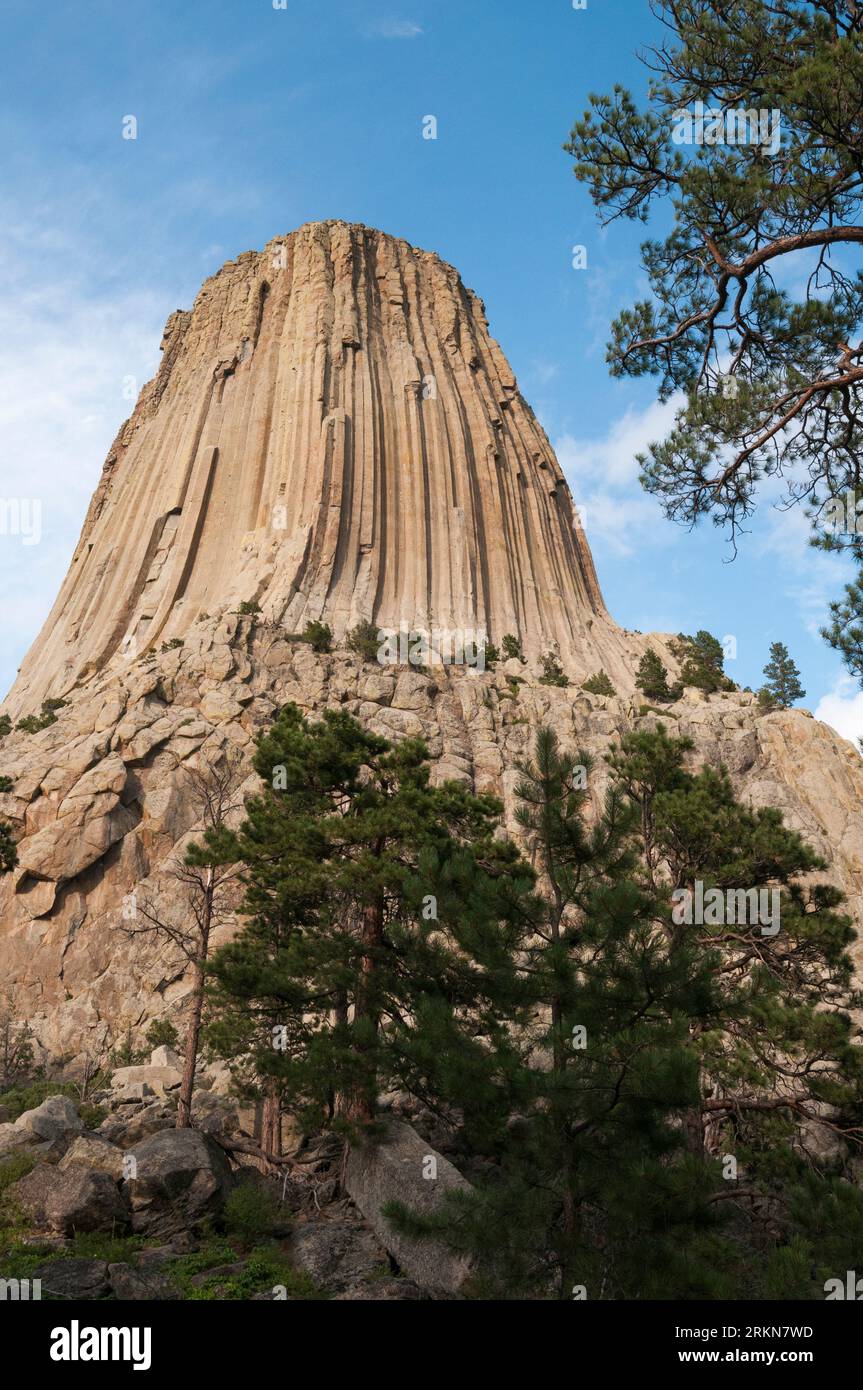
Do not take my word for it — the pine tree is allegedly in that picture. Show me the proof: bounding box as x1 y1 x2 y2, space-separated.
565 0 863 673
635 648 679 702
760 641 806 709
204 705 536 1143
302 620 332 653
608 727 863 1276
388 726 727 1299
822 576 863 686
391 725 863 1299
346 620 381 664
501 634 524 662
670 630 735 693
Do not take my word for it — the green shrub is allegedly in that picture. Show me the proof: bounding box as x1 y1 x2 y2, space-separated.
539 653 570 687
0 1081 73 1122
237 600 261 616
145 1018 180 1050
302 621 333 653
637 703 679 720
70 1231 145 1263
346 620 381 663
501 634 524 662
581 671 615 697
187 1249 323 1302
109 1029 147 1067
79 1102 108 1129
15 699 66 734
223 1183 282 1242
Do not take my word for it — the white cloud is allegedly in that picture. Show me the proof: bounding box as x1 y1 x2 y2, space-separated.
367 19 423 39
760 497 855 643
815 673 863 747
554 395 683 556
0 212 168 701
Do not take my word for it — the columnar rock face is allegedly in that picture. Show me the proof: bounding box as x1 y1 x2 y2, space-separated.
2 221 863 1062
5 221 622 722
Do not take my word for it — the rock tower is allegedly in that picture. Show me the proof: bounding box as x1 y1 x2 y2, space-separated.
2 222 863 1061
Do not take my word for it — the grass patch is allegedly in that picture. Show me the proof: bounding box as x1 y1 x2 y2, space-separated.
166 1237 323 1301
69 1231 145 1263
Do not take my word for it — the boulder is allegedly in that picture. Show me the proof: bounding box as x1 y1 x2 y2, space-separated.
115 1083 157 1104
149 1046 182 1070
287 1220 390 1292
59 1133 126 1181
122 1128 232 1236
8 1164 128 1236
31 1258 110 1299
98 1103 174 1148
110 1065 182 1097
14 1094 83 1144
345 1120 473 1296
108 1263 175 1300
0 1122 46 1161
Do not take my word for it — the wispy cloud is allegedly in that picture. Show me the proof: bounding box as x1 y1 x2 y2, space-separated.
554 395 683 557
366 19 424 39
761 501 854 640
0 208 167 701
815 672 863 747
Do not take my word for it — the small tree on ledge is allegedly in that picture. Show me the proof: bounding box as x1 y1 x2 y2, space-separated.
539 652 570 687
759 641 806 710
502 634 525 662
635 649 680 703
581 670 615 697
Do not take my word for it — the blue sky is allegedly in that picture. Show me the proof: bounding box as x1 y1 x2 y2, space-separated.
1 0 860 737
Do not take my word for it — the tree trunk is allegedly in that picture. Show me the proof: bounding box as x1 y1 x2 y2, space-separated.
176 869 213 1129
331 987 349 1120
350 897 384 1123
177 958 205 1128
262 1081 281 1158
